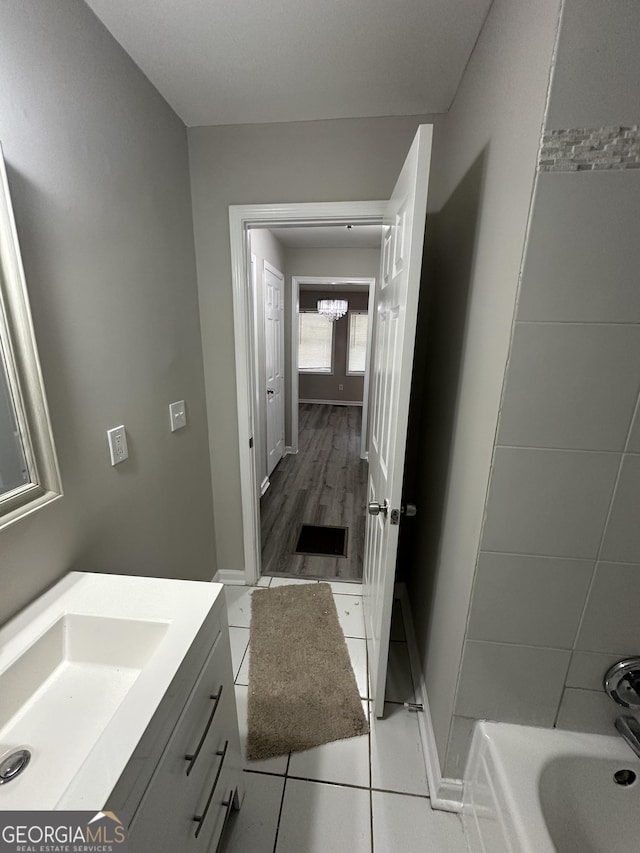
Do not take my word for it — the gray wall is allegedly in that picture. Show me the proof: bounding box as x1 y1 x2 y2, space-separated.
188 115 441 572
249 229 286 489
286 247 381 281
298 290 369 404
447 0 640 776
0 1 215 625
405 0 562 775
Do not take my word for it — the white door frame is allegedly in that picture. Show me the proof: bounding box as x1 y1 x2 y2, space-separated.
291 276 376 460
229 201 386 585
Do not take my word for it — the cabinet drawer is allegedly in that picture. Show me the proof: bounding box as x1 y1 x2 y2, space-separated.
128 625 239 852
106 603 223 816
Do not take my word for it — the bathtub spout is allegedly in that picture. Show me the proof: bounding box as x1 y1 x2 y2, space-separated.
615 715 640 760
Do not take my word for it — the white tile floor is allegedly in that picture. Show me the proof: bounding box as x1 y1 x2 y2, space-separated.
221 579 468 853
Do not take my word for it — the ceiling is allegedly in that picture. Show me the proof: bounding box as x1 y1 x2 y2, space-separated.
268 224 382 249
84 0 492 127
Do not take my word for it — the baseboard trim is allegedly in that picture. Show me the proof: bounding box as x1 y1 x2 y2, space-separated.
396 583 464 813
212 569 246 585
260 476 270 497
299 398 363 407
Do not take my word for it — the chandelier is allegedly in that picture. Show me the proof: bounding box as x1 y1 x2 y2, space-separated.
317 298 348 322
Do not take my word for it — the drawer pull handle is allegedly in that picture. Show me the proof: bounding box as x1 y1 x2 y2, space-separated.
221 789 235 831
185 686 223 776
193 740 229 838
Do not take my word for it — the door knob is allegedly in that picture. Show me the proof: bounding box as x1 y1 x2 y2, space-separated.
368 499 389 517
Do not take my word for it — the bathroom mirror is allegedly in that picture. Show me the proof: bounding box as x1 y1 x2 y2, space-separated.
0 142 62 528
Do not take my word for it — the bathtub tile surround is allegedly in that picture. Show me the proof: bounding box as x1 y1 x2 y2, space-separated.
222 577 467 853
599 456 640 562
481 447 618 557
566 650 632 693
455 642 570 726
576 562 640 654
628 407 640 452
555 688 628 735
497 323 640 451
539 125 640 172
516 173 640 323
443 0 640 780
466 553 593 648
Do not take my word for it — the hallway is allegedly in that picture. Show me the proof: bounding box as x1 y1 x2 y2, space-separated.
260 403 367 580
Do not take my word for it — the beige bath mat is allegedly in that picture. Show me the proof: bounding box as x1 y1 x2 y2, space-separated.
246 582 369 759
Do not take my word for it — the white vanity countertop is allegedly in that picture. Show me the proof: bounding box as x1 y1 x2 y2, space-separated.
0 571 224 810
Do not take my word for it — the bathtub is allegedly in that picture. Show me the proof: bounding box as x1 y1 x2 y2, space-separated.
462 721 640 853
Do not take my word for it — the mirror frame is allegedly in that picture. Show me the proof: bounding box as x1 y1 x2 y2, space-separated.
0 142 62 528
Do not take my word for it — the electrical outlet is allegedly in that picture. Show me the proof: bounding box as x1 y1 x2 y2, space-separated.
169 400 187 432
339 384 344 391
107 425 128 466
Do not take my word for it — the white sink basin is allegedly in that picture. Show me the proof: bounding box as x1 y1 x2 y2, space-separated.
0 572 223 809
0 614 169 805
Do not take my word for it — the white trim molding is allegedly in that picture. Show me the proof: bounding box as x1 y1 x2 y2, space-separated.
397 583 464 813
229 201 385 586
299 399 364 407
212 569 246 586
0 143 63 530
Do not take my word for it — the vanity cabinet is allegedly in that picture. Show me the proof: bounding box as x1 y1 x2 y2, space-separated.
105 591 243 852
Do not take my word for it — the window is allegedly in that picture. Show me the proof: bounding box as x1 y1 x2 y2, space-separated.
347 311 369 374
298 312 333 373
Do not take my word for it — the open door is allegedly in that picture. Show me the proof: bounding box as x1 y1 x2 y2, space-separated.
364 125 433 718
264 262 285 476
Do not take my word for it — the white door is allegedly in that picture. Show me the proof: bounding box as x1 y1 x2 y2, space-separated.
364 125 433 718
264 262 285 475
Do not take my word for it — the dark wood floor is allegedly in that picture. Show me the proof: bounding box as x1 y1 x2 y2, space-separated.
260 403 368 581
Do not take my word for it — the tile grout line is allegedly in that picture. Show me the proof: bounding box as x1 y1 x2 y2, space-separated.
371 786 430 799
555 418 637 727
271 755 291 853
233 637 250 685
243 767 287 779
285 775 372 792
570 453 627 653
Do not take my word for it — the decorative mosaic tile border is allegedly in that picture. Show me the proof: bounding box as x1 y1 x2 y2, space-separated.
539 125 640 172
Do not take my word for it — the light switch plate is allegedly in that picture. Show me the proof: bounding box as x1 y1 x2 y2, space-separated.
107 425 128 466
169 400 187 432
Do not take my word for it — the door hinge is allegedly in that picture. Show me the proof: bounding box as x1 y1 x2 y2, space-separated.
404 702 424 713
249 436 253 449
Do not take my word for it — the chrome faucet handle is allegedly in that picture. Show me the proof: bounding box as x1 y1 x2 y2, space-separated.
604 658 640 709
615 715 640 761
